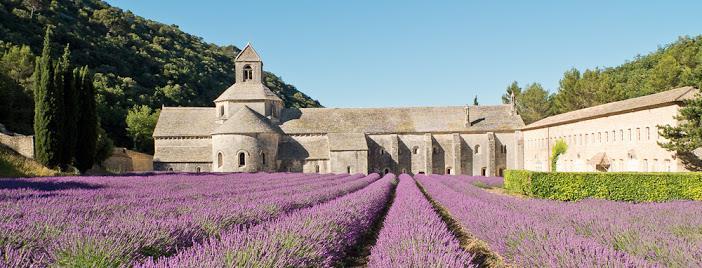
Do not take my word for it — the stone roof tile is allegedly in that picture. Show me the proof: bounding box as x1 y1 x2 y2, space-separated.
524 87 699 130
212 106 281 135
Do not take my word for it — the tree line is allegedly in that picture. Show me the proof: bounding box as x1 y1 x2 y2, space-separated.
32 26 99 172
0 0 322 154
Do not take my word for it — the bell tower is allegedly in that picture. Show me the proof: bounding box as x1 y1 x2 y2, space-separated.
214 43 284 124
235 43 263 84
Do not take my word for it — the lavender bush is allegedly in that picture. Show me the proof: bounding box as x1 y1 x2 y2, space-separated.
0 172 379 266
141 173 397 267
417 174 702 267
367 174 474 267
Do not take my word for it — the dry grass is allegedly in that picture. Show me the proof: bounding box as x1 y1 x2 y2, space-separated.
415 180 509 268
0 145 59 178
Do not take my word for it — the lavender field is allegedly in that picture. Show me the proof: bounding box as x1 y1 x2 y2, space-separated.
0 172 699 267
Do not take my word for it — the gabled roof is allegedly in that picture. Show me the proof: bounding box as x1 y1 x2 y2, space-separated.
212 106 281 135
153 107 215 137
214 82 283 102
235 43 261 62
524 87 699 130
278 136 330 160
328 133 368 151
279 105 525 134
153 146 211 162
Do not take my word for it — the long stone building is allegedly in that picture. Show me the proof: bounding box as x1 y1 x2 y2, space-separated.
153 44 700 175
522 86 699 172
152 44 525 175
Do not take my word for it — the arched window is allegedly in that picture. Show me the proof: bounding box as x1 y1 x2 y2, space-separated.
219 106 224 117
412 146 419 154
347 166 351 174
196 167 201 173
243 65 253 81
261 152 266 165
217 152 223 168
238 152 246 167
446 167 452 175
168 168 174 171
474 145 480 155
384 168 389 175
315 165 320 173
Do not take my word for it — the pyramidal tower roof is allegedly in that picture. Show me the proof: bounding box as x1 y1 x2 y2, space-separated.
212 106 281 135
235 43 261 62
214 43 283 103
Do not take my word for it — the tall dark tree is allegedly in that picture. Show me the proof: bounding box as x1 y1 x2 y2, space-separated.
59 45 78 168
75 66 98 172
33 27 63 168
473 95 479 106
658 93 702 171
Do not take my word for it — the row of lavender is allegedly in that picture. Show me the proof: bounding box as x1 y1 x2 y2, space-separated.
367 174 474 267
0 172 380 267
417 174 702 267
140 173 397 267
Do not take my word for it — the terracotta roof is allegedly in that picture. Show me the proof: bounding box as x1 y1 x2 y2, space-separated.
153 146 211 162
212 106 282 135
524 87 699 130
153 107 215 137
328 133 368 151
279 105 524 134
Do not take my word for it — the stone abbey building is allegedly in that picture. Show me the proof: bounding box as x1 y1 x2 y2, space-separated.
153 44 525 175
153 44 699 174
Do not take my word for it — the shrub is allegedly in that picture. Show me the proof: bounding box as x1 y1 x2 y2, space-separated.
504 170 702 202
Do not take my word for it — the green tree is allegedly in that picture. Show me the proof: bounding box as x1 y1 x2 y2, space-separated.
502 81 521 104
75 66 98 173
473 95 479 106
33 27 63 168
550 139 568 172
518 83 551 124
658 93 702 171
58 45 78 169
126 105 160 154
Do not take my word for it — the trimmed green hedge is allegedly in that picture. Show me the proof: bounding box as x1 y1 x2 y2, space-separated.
504 170 702 202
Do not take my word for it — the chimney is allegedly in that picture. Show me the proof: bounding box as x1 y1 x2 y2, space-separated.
510 91 517 116
464 104 471 127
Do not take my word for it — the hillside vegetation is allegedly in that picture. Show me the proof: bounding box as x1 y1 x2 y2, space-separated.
507 36 702 124
0 145 58 177
0 0 321 148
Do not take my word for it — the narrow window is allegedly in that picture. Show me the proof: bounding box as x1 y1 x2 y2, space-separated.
636 128 641 141
481 167 487 176
646 127 650 140
261 152 266 165
384 168 390 175
219 106 224 117
446 167 452 175
238 152 246 167
315 165 320 173
347 166 351 174
628 129 632 141
412 146 419 154
196 167 201 173
474 145 480 155
243 65 253 81
217 152 223 168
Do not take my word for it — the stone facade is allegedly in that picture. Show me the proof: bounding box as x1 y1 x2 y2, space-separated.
153 44 525 175
151 44 699 175
0 131 34 159
522 87 699 172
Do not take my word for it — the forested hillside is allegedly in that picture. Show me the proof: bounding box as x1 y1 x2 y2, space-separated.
0 0 321 148
506 36 702 124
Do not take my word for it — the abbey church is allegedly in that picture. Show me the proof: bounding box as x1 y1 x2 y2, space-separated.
153 44 699 174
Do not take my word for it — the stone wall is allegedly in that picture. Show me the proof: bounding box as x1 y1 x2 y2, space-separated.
522 104 682 172
0 133 34 159
154 162 212 172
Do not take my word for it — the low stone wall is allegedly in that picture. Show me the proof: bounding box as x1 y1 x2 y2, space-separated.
0 133 34 159
154 162 212 172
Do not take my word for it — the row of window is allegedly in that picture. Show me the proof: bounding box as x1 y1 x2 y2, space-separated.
215 151 266 168
527 127 659 148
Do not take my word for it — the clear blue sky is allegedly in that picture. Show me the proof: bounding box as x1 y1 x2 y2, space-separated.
106 0 702 108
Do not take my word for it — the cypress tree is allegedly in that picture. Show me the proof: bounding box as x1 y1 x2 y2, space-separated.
33 27 63 168
60 45 78 168
75 66 98 173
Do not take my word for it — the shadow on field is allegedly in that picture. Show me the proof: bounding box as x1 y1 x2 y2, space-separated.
0 179 103 191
